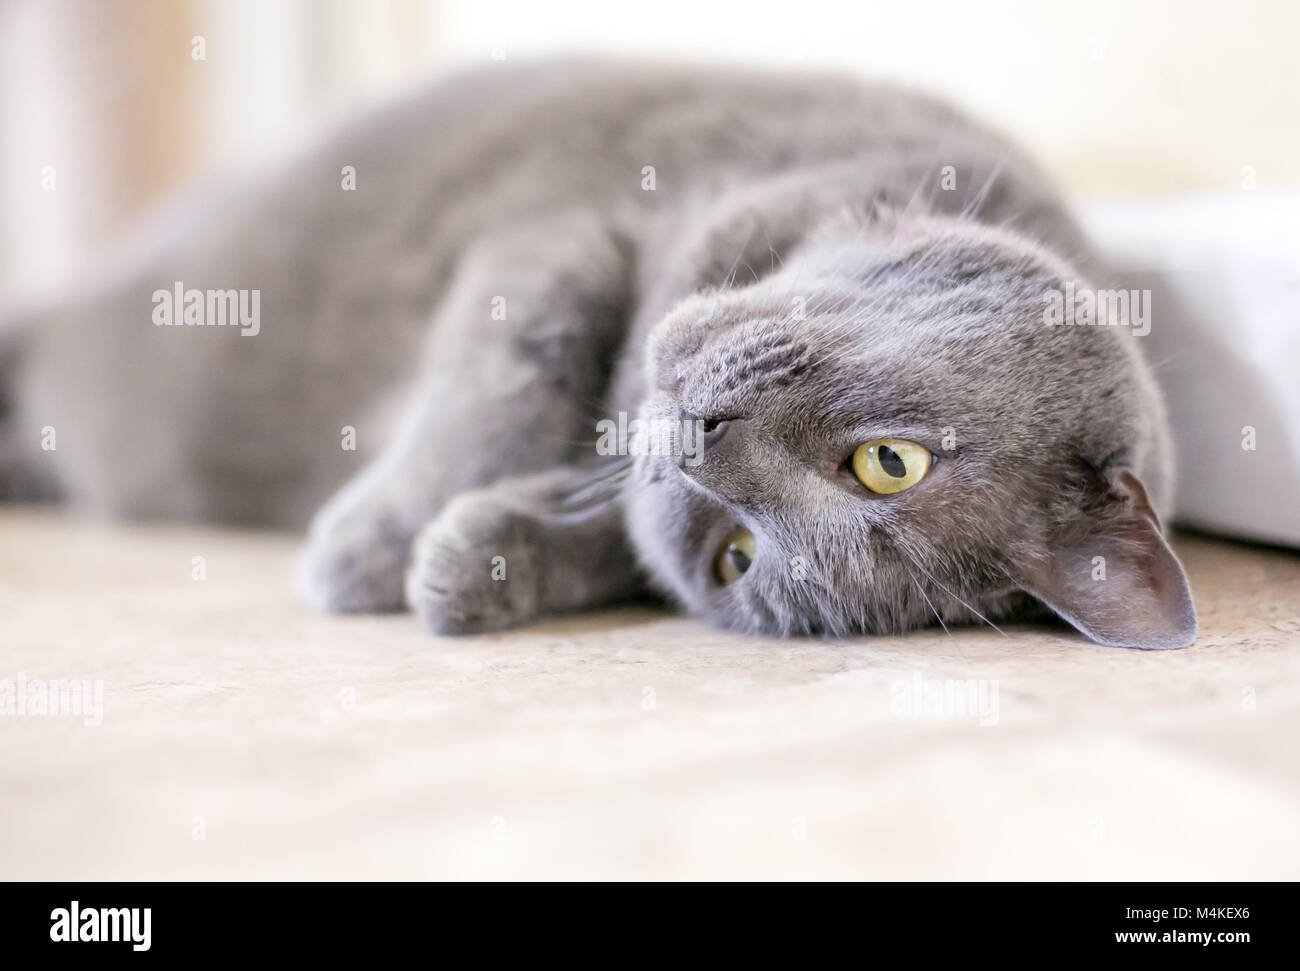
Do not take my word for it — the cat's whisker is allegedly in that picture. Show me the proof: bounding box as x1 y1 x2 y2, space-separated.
752 215 784 274
903 160 945 217
887 536 955 637
900 546 1007 637
961 157 1009 221
905 564 951 637
552 461 635 508
719 218 760 292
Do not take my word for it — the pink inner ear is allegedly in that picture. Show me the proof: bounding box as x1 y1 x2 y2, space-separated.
1117 470 1161 530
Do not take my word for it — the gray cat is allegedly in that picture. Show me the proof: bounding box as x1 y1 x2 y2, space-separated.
0 60 1196 648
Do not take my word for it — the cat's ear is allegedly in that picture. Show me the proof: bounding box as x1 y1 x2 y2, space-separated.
1015 470 1197 650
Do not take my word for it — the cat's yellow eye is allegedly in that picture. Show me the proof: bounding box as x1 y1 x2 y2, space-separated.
851 439 933 495
715 528 756 585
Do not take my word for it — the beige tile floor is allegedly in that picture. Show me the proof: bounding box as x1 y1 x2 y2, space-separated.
1 508 1298 880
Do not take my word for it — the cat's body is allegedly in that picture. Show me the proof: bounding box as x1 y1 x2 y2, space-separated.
1 61 1196 647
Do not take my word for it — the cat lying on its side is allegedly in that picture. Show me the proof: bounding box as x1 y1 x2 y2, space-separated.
0 60 1196 647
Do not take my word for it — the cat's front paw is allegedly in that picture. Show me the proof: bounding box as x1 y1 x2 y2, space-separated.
405 491 542 635
298 503 411 613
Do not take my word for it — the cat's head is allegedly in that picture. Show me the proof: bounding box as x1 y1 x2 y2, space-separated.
623 213 1196 649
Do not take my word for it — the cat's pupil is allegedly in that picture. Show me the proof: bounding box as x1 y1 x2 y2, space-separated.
878 446 908 478
727 546 752 574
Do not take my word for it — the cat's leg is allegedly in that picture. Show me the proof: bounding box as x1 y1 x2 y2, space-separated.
298 214 630 612
405 463 645 634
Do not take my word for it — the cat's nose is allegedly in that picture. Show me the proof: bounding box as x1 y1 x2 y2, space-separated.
675 420 769 508
676 409 734 469
679 408 733 442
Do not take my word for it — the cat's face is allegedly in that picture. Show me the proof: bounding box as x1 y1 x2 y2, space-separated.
624 216 1196 648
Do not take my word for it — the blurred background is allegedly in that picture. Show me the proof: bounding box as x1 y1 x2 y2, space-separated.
2 0 1297 542
3 0 1298 298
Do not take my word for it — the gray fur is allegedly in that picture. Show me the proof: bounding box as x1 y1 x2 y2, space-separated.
2 60 1196 647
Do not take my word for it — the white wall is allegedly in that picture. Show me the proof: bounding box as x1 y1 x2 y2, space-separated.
431 0 1300 195
4 0 1297 299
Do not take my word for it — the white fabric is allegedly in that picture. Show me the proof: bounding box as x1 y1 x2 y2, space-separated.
1078 192 1300 547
